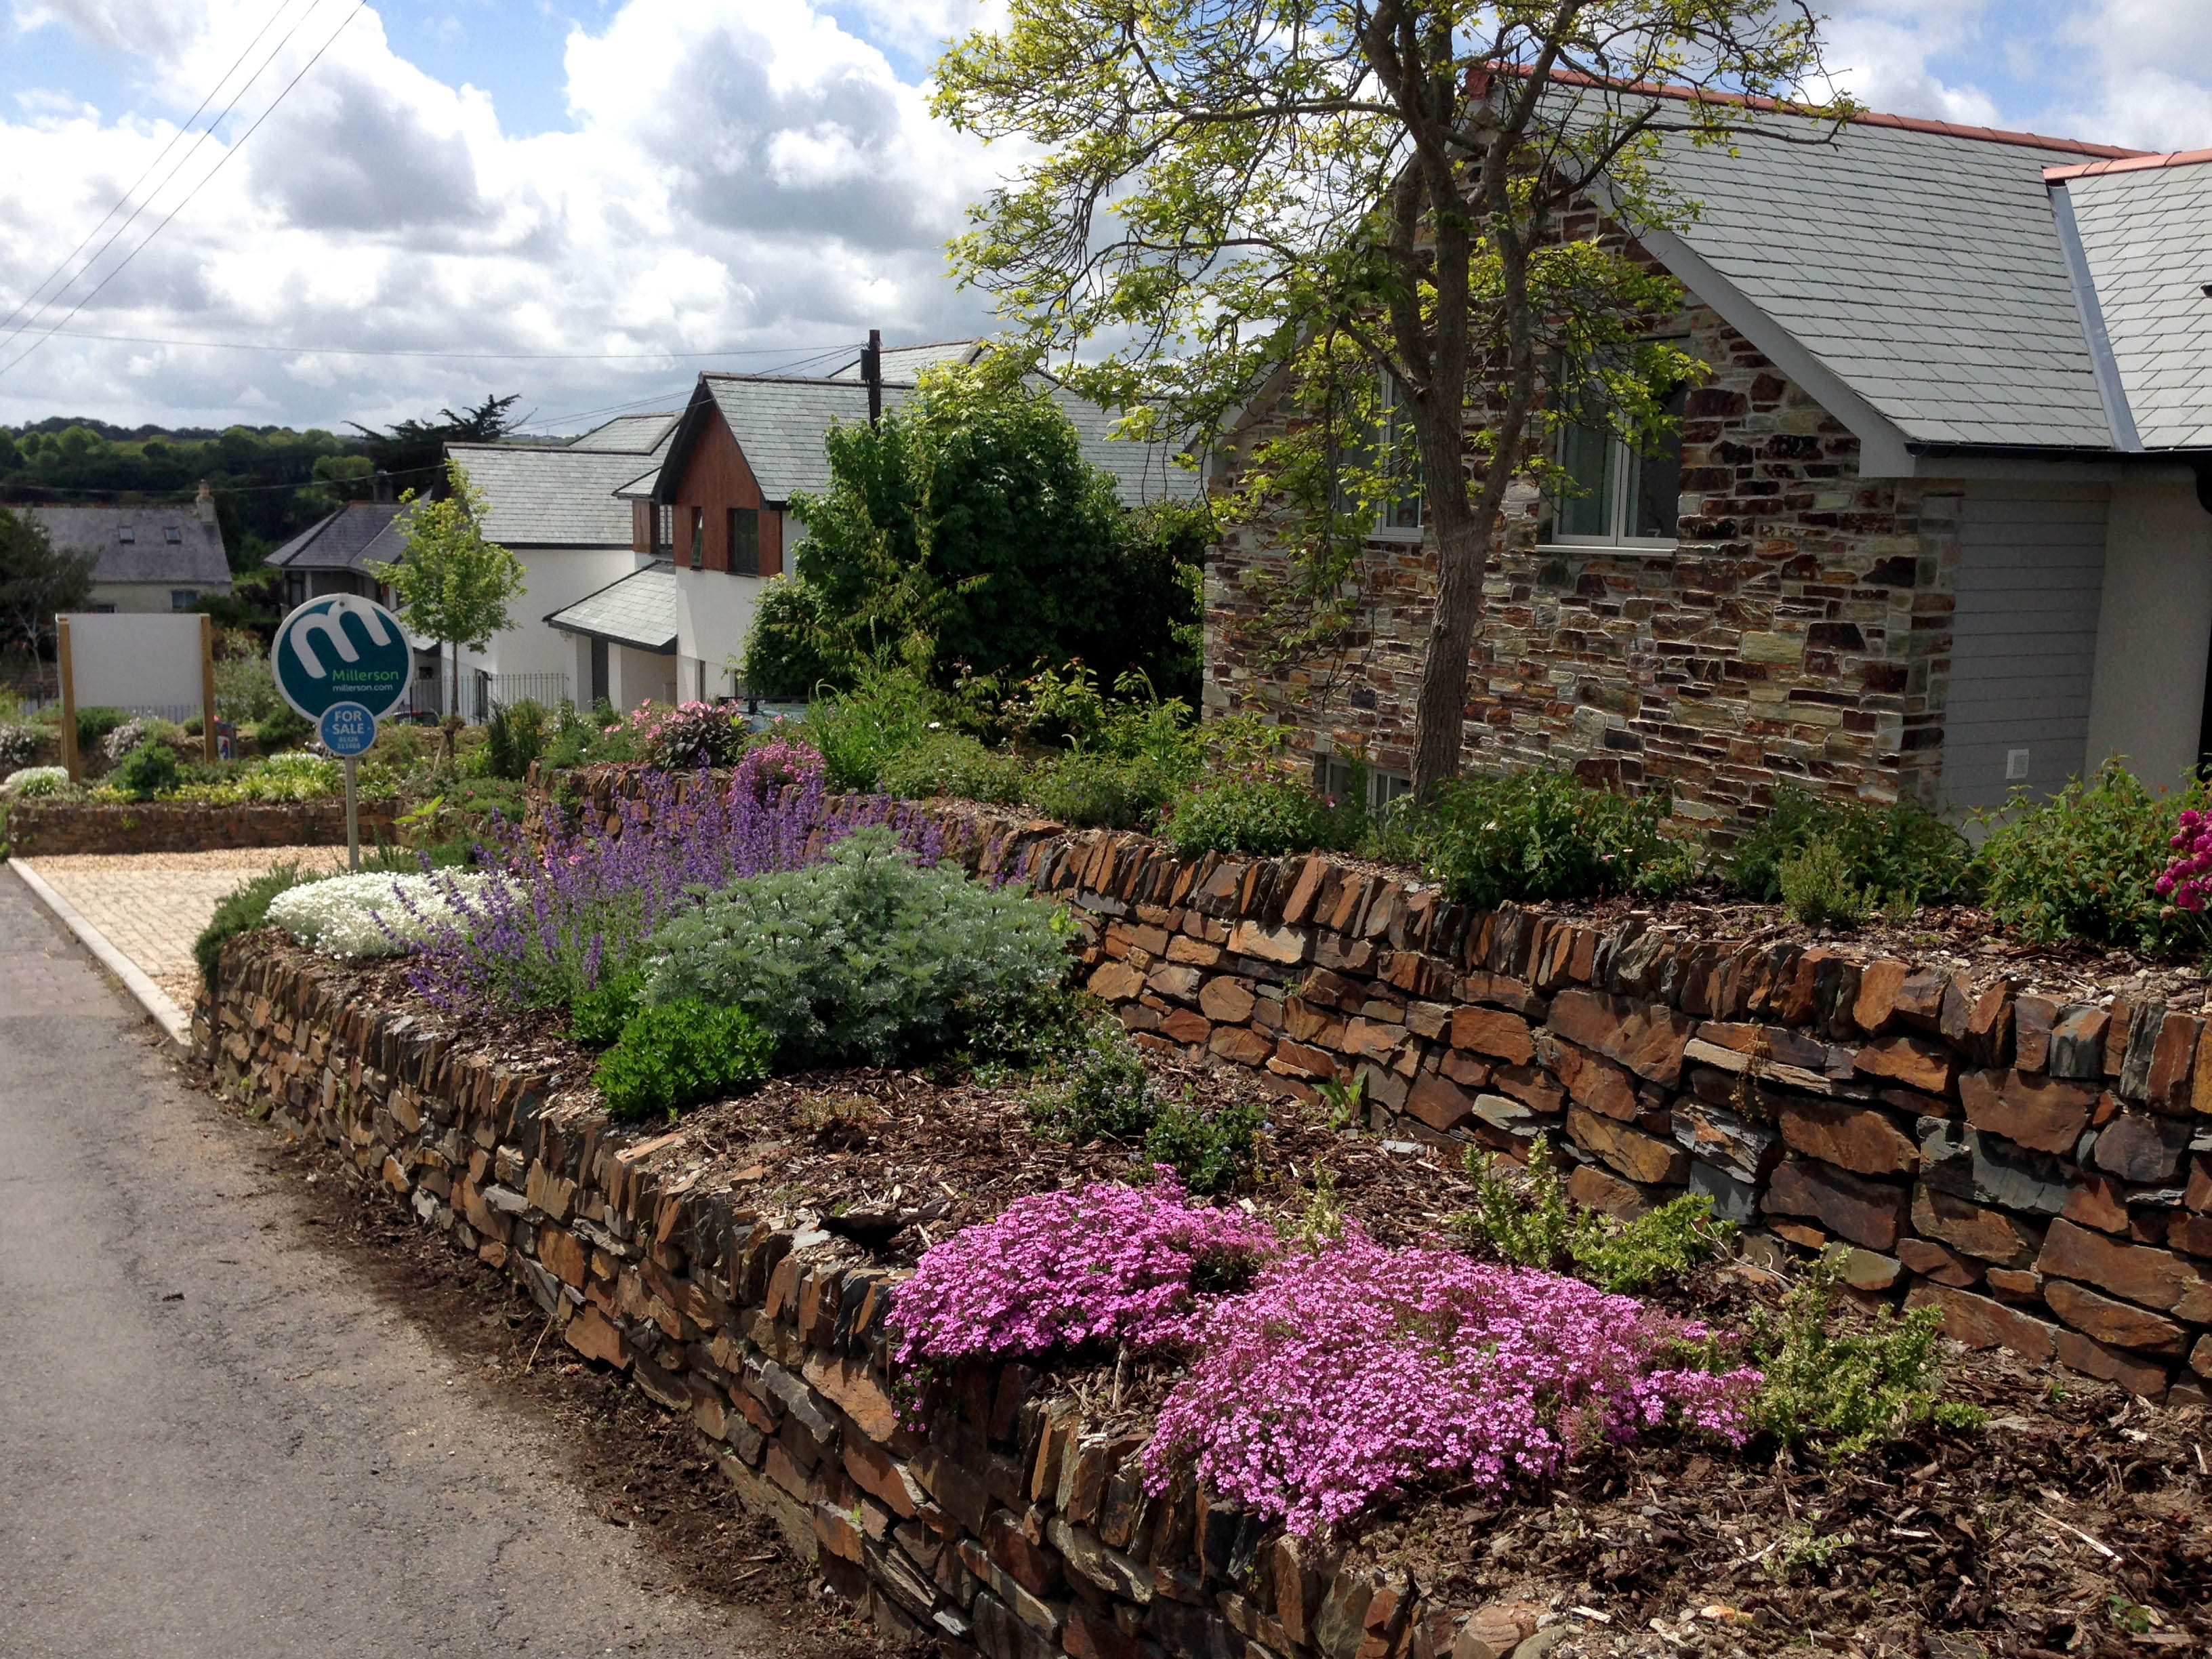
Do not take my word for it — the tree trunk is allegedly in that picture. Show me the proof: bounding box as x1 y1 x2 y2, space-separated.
1408 510 1488 796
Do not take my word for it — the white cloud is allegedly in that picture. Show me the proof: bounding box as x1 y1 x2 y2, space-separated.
0 0 1008 430
1813 2 2004 127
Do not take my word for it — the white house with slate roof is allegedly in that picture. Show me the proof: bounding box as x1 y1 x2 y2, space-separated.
27 492 230 613
1211 97 2212 825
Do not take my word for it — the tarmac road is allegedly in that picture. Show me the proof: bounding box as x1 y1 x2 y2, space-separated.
0 868 796 1659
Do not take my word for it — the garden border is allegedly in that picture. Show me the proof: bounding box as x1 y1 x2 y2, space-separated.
552 765 2212 1405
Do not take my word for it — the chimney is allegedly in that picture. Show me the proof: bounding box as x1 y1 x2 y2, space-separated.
864 327 883 429
373 469 394 504
193 480 216 524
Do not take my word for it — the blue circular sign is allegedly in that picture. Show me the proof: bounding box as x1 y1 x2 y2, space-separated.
272 596 412 720
319 701 377 757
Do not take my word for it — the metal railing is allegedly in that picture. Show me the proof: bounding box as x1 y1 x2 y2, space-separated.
472 672 573 723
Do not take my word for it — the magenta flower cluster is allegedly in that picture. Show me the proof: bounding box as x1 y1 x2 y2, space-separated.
887 1172 1275 1366
2156 808 2212 912
1144 1232 1763 1534
398 744 937 1012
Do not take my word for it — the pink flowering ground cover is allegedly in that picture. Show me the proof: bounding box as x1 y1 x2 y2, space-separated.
887 1172 1275 1364
1145 1231 1763 1536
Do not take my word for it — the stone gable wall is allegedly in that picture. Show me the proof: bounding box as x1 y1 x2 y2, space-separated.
1203 294 1964 830
7 798 402 857
550 765 2212 1406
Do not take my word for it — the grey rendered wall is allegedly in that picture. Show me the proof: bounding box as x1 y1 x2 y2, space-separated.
2085 478 2212 790
1939 481 2110 811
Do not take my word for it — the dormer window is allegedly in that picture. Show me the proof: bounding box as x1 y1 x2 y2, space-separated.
164 525 182 544
118 526 136 543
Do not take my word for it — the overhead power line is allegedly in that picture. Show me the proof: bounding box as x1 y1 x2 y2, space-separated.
0 0 333 350
0 0 369 383
27 327 857 362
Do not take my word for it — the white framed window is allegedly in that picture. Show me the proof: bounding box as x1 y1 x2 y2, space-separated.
1547 381 1686 549
169 589 198 610
1369 375 1424 539
1319 757 1412 811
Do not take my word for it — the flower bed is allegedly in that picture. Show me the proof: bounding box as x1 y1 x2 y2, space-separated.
198 934 2211 1654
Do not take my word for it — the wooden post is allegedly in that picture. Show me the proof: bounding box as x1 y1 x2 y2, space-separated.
199 611 219 764
57 615 79 784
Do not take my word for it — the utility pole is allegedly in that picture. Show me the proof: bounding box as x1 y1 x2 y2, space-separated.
863 328 882 429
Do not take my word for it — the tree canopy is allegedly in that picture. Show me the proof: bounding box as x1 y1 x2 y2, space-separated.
370 458 525 722
0 505 95 660
745 363 1205 698
349 393 520 495
935 0 1843 794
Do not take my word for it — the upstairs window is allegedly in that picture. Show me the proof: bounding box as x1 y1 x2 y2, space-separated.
689 505 705 571
655 504 673 557
1549 381 1686 548
728 507 760 576
164 525 182 544
117 525 136 543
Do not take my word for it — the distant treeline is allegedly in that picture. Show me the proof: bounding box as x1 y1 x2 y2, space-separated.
0 394 519 571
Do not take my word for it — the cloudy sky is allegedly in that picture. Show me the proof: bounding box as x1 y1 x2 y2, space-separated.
1 0 2208 437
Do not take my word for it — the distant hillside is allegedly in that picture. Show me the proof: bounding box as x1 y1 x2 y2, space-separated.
0 419 371 571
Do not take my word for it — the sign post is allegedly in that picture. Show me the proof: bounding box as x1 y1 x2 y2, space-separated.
270 597 413 872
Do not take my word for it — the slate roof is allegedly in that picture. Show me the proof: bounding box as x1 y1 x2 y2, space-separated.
265 501 412 573
693 371 1195 506
566 411 682 453
2049 152 2212 451
24 504 230 586
700 375 914 501
543 560 679 653
1646 116 2124 449
825 340 985 382
447 441 668 547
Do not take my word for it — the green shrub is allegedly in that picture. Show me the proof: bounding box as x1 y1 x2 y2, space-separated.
483 699 550 781
75 705 126 752
194 864 317 987
1454 1134 1734 1293
1027 1019 1157 1143
1142 1096 1263 1195
592 998 773 1120
1161 769 1363 857
878 731 1029 804
1729 783 1970 905
1740 1252 1984 1454
802 667 941 792
253 705 314 752
640 826 1073 1067
1372 771 1698 909
742 575 846 697
1025 749 1184 829
212 651 284 726
1971 760 2209 956
1777 836 1877 927
112 739 181 800
567 970 643 1050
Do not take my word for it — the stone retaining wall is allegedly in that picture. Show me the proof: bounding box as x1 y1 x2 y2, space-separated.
544 762 2212 1404
6 798 401 857
203 946 1453 1659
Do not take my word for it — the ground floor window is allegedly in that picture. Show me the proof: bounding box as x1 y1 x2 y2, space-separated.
1547 381 1686 548
169 590 198 610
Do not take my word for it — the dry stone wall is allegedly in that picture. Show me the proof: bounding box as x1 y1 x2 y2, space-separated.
548 765 2212 1405
7 798 399 857
202 945 1465 1659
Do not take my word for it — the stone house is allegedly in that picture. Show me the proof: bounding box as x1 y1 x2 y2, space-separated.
1204 102 2212 827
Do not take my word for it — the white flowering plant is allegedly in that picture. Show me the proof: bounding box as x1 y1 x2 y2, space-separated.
2 765 72 798
265 870 501 958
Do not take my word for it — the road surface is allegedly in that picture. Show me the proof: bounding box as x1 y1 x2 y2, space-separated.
0 867 803 1658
